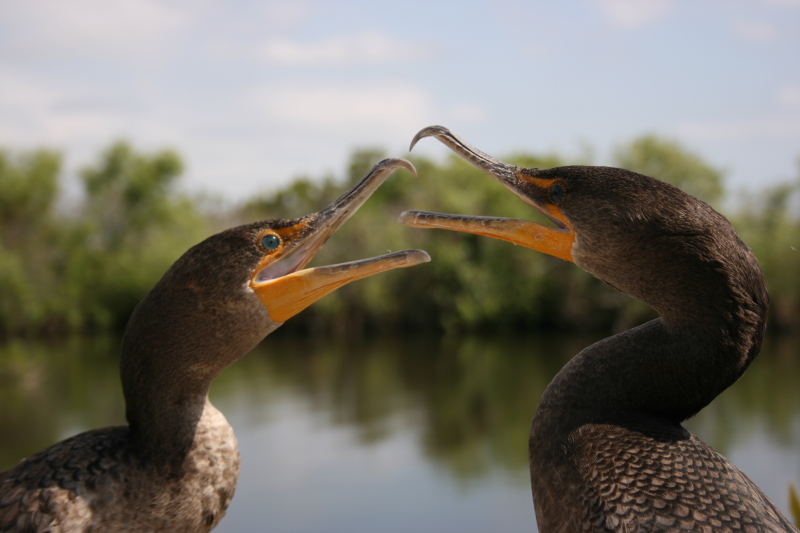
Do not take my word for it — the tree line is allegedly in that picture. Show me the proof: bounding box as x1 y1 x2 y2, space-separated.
1 137 798 338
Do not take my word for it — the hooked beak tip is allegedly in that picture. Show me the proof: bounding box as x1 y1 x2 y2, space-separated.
378 157 417 175
409 125 452 152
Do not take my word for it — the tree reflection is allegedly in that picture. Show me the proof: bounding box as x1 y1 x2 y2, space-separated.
222 332 800 483
2 333 798 487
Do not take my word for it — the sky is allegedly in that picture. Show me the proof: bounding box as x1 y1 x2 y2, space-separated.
1 0 799 203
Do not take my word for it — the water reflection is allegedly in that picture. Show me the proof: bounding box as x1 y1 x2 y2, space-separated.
1 333 798 532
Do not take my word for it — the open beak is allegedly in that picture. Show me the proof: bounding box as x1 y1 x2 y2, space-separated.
400 125 575 262
251 158 430 323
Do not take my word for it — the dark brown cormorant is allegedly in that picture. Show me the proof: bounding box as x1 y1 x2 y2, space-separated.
402 126 798 532
0 159 429 532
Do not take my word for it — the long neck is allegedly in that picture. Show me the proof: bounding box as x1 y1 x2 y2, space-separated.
552 204 771 426
119 322 276 468
536 253 768 434
118 281 273 467
540 320 741 428
120 330 216 467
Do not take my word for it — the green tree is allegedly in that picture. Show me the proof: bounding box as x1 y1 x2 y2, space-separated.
69 141 208 330
81 141 184 249
1 137 797 337
0 141 208 335
0 149 62 334
734 166 800 332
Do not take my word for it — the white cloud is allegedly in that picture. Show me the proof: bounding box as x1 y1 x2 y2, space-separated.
0 68 137 146
260 32 431 66
761 0 800 6
778 85 800 108
594 0 674 28
733 20 780 42
678 86 800 143
676 115 800 141
261 1 314 29
251 81 434 131
2 0 188 60
0 70 58 113
447 103 488 123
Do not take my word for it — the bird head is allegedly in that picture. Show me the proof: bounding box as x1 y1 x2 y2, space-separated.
400 125 761 323
122 158 429 391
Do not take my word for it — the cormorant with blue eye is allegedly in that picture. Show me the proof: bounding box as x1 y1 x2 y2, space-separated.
0 159 429 532
402 126 798 532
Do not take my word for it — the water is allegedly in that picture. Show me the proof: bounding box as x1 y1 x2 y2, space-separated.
1 333 798 531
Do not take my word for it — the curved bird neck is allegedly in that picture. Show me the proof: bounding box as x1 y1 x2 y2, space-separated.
539 320 736 431
116 250 274 468
118 292 264 468
539 235 768 435
120 337 217 467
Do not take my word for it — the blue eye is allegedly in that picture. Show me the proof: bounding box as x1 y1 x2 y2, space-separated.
549 182 565 204
261 234 281 251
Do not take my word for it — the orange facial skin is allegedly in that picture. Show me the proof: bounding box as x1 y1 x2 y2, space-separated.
247 158 430 323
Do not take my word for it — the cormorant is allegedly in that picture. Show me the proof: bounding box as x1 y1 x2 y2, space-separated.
0 159 429 532
402 125 797 532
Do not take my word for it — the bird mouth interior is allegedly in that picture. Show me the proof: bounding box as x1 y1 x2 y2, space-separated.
250 158 431 323
400 125 575 263
253 228 328 283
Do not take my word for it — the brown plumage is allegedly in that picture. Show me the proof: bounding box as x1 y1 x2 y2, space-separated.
402 126 798 532
0 159 428 532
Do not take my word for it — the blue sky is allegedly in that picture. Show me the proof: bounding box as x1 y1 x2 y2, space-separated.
1 0 798 202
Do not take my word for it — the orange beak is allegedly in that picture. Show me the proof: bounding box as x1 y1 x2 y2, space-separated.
250 158 430 323
400 125 575 262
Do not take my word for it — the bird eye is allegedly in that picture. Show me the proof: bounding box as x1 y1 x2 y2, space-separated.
549 182 566 204
260 233 281 251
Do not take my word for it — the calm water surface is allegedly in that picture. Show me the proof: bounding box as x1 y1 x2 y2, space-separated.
1 333 798 532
